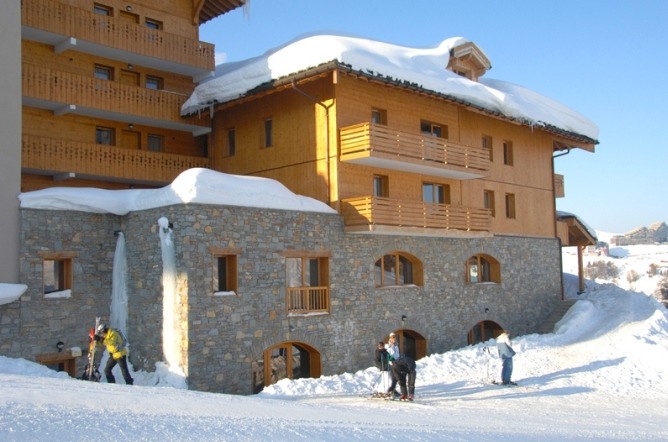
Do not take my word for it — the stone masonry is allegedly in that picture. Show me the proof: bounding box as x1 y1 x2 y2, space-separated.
6 204 562 394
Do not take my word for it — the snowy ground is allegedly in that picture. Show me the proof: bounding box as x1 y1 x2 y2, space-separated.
2 241 668 441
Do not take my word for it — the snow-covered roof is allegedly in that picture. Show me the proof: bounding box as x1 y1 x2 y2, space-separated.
182 33 599 142
557 210 598 242
18 168 336 215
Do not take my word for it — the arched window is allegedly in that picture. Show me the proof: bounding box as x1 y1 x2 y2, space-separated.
375 252 423 287
466 253 500 283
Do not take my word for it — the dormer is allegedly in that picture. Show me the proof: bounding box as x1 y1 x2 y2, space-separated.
447 41 491 82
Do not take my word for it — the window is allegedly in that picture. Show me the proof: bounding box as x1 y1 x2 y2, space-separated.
40 252 76 295
503 140 514 166
420 120 448 138
285 253 330 313
505 193 516 219
145 18 163 30
145 75 163 90
482 134 493 161
214 255 238 294
371 108 387 125
263 118 273 148
147 134 163 152
375 252 423 287
94 64 113 81
484 190 495 217
93 3 112 15
373 175 388 197
466 254 501 283
96 127 115 145
227 128 236 156
423 182 450 204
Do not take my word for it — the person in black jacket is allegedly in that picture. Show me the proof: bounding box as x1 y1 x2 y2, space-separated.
374 341 388 371
389 355 416 401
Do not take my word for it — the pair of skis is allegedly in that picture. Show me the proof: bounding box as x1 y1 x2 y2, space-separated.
81 317 101 382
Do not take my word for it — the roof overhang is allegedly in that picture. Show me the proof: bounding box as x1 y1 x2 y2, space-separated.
194 0 246 24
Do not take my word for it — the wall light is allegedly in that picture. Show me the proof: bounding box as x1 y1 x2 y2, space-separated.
401 315 407 322
56 341 65 352
125 5 132 12
127 64 133 70
128 123 134 129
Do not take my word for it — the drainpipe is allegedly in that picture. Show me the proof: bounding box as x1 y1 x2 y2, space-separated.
290 80 334 206
552 146 572 300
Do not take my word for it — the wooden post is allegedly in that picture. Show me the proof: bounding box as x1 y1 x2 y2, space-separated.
577 245 585 294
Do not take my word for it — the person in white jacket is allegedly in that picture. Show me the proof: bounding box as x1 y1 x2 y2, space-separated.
496 330 517 385
384 333 401 396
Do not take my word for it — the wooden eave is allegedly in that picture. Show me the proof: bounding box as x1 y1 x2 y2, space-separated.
193 0 246 24
206 60 599 147
558 215 597 247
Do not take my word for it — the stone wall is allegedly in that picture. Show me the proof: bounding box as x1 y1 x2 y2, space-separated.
6 204 562 394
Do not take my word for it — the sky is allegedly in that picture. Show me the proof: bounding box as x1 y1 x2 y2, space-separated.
2 242 668 440
199 0 668 234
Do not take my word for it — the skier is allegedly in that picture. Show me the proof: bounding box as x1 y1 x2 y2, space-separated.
374 341 388 371
496 330 517 385
94 324 134 385
389 355 416 401
384 333 400 397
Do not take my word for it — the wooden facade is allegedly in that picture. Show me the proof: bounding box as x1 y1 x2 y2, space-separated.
208 56 597 238
19 0 240 191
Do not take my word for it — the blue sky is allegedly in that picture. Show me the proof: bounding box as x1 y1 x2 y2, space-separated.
200 0 668 234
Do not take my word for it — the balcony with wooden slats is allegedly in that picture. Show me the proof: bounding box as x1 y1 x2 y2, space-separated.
21 0 215 79
22 135 210 186
340 123 490 180
286 287 330 314
22 63 209 135
341 196 491 233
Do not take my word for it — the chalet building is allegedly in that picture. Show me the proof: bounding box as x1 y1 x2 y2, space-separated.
1 3 600 395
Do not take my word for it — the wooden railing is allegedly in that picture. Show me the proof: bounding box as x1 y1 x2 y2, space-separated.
22 63 207 128
286 287 330 314
341 196 491 231
22 0 214 71
22 135 210 184
340 123 490 174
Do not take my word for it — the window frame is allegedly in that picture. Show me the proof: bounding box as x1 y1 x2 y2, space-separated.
505 193 516 219
96 126 115 145
263 118 273 148
145 75 163 90
503 140 514 166
144 18 163 30
147 134 164 152
422 182 450 205
482 134 493 162
283 251 330 314
94 64 114 81
374 251 423 288
211 248 240 295
371 108 387 125
466 253 501 284
420 120 448 139
484 189 496 217
93 3 113 16
39 251 77 296
373 175 389 198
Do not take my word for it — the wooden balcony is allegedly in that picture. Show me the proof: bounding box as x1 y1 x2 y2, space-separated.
21 0 215 79
341 196 491 233
340 123 490 180
22 135 210 185
286 287 330 314
23 63 209 135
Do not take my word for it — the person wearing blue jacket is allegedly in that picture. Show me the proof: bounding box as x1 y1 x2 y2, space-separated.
496 330 517 385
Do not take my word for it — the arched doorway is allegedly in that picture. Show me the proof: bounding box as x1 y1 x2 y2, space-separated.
251 341 321 394
392 329 427 361
467 320 503 345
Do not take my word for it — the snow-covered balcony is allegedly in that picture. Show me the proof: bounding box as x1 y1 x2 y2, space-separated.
341 196 491 233
339 123 490 180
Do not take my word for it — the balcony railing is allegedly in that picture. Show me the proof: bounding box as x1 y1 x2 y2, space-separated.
286 287 330 314
341 196 491 232
22 0 214 73
22 63 208 132
340 123 490 179
22 135 210 185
